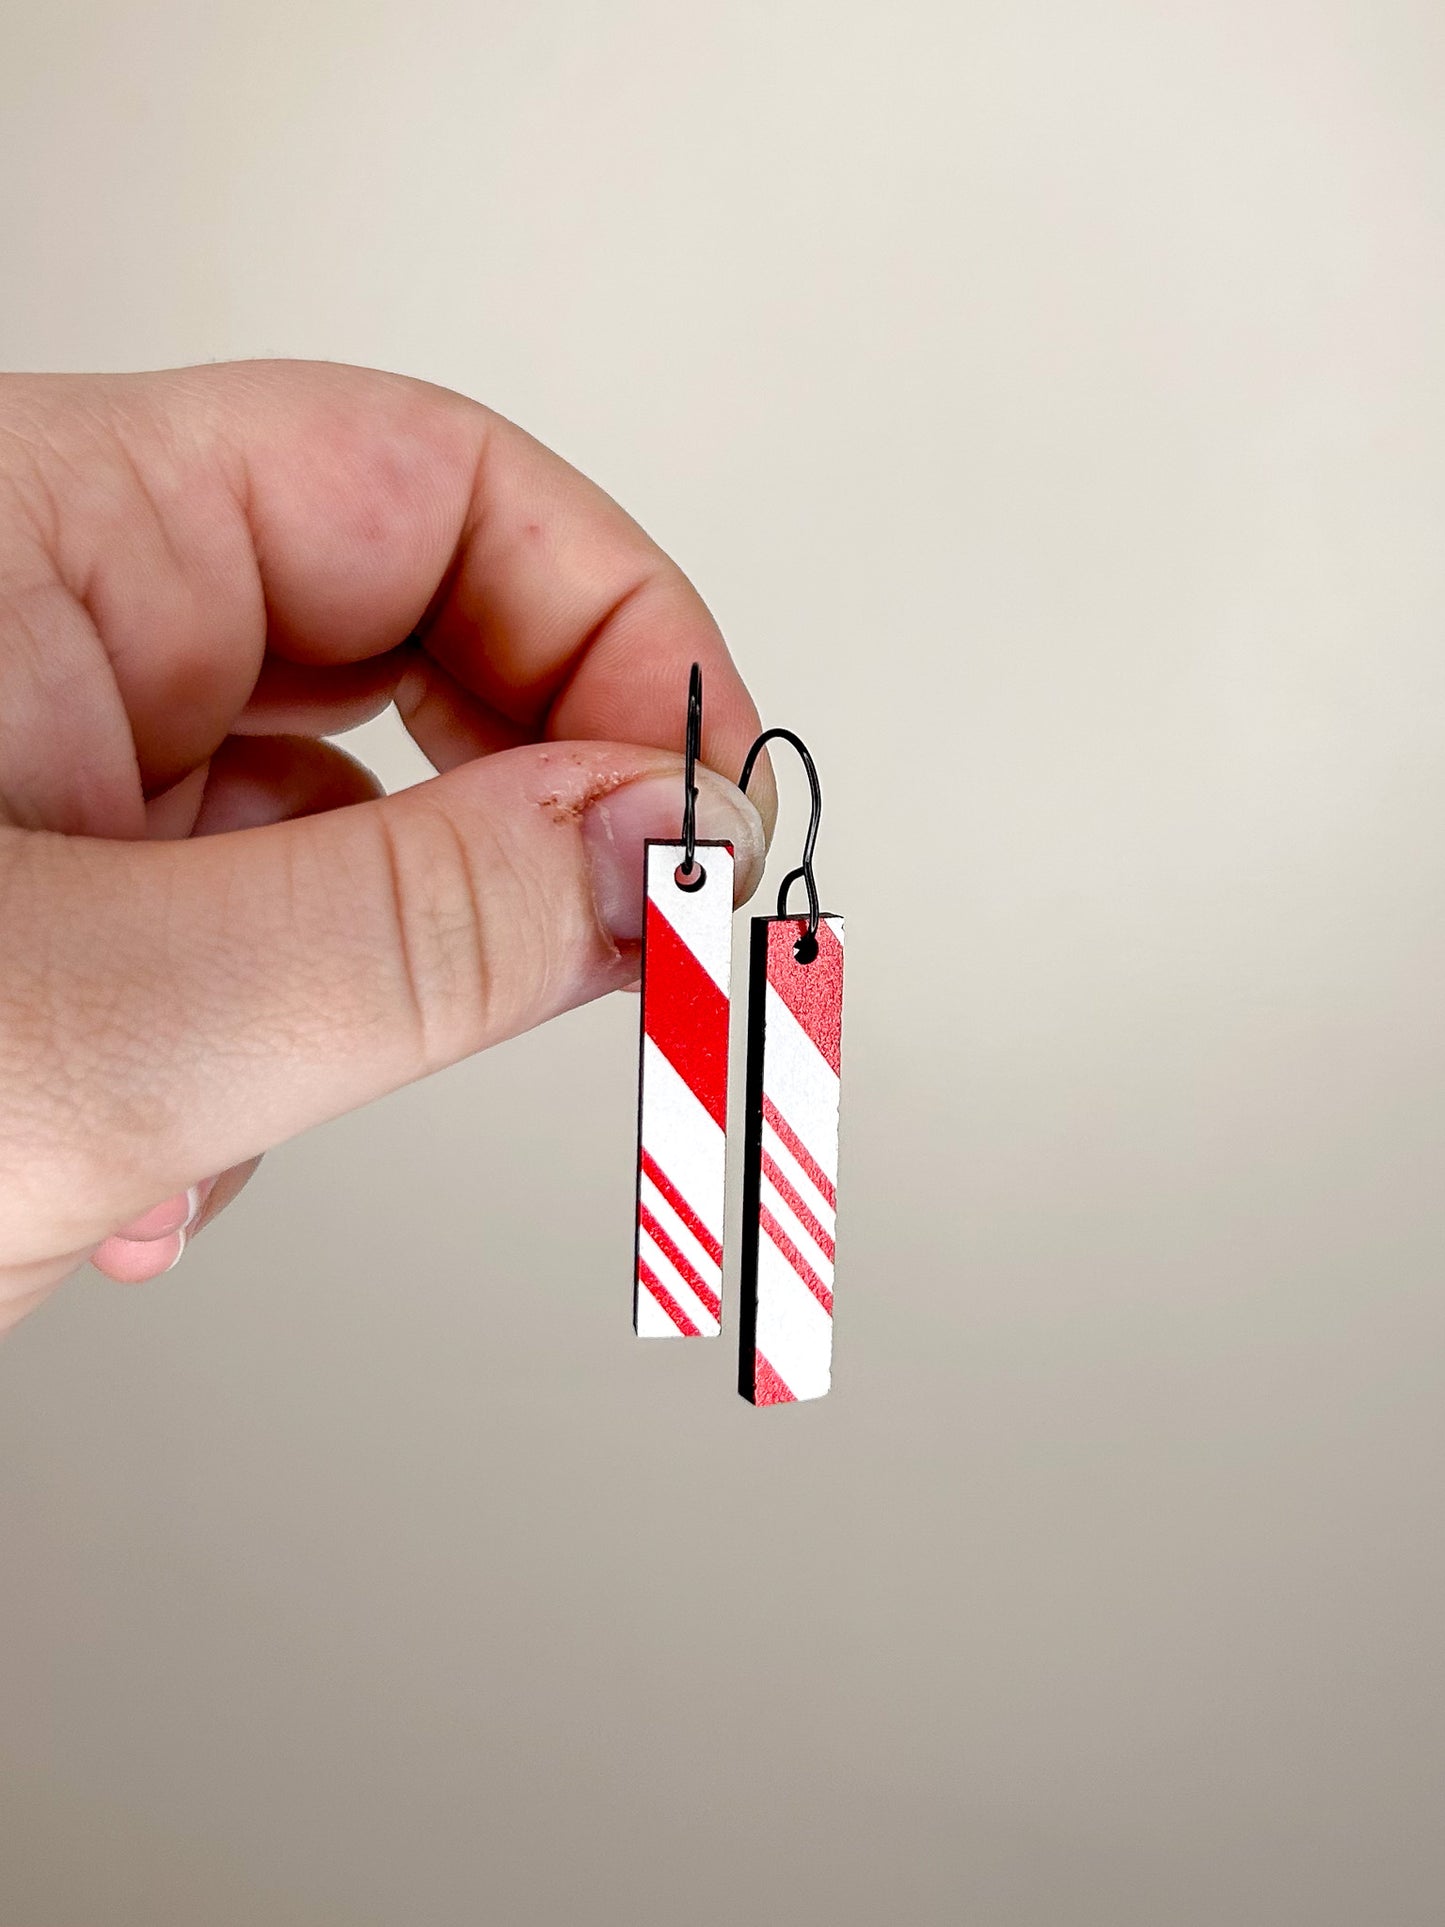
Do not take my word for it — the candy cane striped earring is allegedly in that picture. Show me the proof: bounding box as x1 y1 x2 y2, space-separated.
736 730 845 1406
633 665 734 1339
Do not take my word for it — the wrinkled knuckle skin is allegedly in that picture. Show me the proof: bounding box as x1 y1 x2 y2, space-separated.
369 803 504 1073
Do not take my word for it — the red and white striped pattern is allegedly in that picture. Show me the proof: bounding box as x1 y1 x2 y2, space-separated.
740 914 844 1404
634 840 734 1338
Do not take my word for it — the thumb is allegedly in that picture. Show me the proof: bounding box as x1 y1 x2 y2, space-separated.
0 743 764 1262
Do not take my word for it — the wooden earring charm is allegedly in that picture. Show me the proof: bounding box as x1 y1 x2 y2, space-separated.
633 665 733 1338
736 730 845 1405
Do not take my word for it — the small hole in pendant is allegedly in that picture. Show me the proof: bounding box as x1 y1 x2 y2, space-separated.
674 861 707 893
794 931 819 965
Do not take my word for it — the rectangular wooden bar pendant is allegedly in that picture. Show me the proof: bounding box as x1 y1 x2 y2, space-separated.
634 839 734 1338
738 913 845 1404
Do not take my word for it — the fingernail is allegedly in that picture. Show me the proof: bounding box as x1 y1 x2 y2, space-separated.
111 1181 212 1244
582 768 765 942
91 1227 186 1283
111 1187 197 1243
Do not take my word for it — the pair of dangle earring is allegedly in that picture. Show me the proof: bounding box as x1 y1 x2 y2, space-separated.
632 665 845 1406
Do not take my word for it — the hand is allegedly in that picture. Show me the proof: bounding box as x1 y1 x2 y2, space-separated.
0 361 771 1333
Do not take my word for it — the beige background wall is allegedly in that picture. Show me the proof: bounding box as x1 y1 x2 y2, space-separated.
3 2 1445 1921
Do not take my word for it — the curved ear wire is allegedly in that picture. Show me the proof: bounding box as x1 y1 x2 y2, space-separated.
738 726 823 952
679 661 703 876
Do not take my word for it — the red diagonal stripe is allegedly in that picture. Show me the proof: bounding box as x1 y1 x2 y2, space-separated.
761 1151 836 1265
639 1204 722 1322
765 918 843 1075
751 1351 796 1407
759 1204 834 1316
640 1148 723 1267
763 1096 837 1210
637 1259 700 1337
642 899 730 1129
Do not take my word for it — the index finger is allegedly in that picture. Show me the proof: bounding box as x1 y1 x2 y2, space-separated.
181 361 767 796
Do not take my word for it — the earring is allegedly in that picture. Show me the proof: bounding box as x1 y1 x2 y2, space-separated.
736 730 844 1405
633 664 733 1338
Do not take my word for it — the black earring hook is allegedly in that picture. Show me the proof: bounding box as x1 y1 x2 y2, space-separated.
738 726 823 951
679 661 703 876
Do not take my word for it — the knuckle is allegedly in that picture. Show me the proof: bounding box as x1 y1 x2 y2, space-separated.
368 802 507 1071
